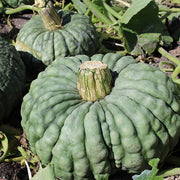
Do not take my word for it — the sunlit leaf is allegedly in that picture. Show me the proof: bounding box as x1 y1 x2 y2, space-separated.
121 0 173 54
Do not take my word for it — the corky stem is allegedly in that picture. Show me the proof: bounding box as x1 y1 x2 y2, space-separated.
35 0 62 30
77 61 112 101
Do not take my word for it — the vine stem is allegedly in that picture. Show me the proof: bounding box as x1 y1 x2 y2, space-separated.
171 65 180 80
159 7 180 12
4 5 38 14
158 167 180 178
0 131 8 162
115 0 130 7
5 15 14 30
158 47 180 81
158 47 180 65
4 156 25 162
159 61 175 72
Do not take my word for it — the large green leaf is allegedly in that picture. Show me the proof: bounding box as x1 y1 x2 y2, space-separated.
71 0 87 14
132 33 161 55
121 0 173 55
121 0 158 26
31 164 56 180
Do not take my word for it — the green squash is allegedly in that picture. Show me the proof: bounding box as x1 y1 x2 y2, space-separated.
1 0 34 8
0 36 25 121
15 1 99 67
21 53 180 179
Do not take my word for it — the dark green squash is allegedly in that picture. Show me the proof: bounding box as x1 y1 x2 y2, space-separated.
0 36 25 121
15 1 99 67
21 53 180 179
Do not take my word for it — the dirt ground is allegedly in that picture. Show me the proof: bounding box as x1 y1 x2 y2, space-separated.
0 9 180 180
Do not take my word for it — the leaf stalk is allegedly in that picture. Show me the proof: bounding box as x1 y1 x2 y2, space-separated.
159 7 180 12
158 47 180 83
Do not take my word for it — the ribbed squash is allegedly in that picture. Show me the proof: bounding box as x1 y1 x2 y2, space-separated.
0 36 25 121
15 1 99 67
21 53 180 180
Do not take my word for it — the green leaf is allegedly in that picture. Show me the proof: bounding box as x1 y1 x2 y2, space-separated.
82 0 113 24
121 0 157 25
71 0 87 14
31 164 56 180
0 1 4 13
132 158 163 180
121 0 173 54
132 33 161 55
148 159 161 177
167 12 180 21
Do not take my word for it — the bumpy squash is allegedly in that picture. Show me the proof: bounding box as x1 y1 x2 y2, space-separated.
0 36 25 121
21 53 180 180
15 1 99 66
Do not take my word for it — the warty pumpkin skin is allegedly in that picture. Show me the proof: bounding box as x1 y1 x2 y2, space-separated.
21 53 180 180
0 36 25 121
15 10 99 66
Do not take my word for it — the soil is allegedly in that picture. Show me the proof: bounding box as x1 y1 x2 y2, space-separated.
0 162 28 180
0 8 180 180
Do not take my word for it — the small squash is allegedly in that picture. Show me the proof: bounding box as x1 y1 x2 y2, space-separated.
15 0 99 67
21 53 180 179
0 36 25 121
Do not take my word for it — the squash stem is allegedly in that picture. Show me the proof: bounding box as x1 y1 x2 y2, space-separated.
77 61 112 101
36 0 63 30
